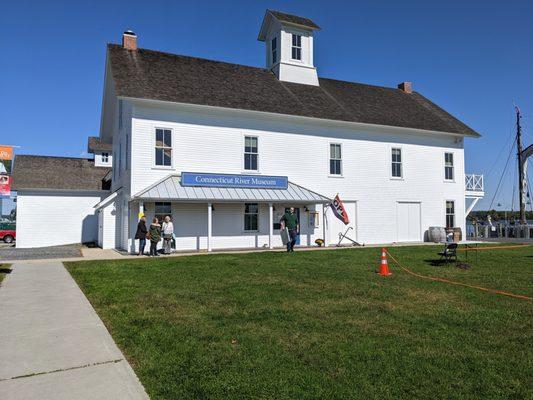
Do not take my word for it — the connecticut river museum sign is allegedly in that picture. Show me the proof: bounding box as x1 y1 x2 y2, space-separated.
181 172 288 190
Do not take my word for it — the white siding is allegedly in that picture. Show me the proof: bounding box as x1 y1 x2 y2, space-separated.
16 190 105 248
125 102 466 247
98 199 116 249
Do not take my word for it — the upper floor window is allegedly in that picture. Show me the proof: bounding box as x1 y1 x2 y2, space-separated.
155 128 172 167
244 203 259 231
446 200 455 228
101 152 109 163
118 100 123 130
244 136 258 171
291 34 302 60
118 142 122 174
391 148 402 178
445 152 454 181
271 37 277 64
329 143 342 175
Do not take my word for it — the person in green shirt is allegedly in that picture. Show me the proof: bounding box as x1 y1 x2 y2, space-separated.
281 207 299 252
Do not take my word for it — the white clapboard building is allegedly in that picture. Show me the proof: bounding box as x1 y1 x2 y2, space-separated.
12 10 484 250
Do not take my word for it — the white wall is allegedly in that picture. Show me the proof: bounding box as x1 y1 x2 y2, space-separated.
124 101 467 248
98 199 116 249
16 190 105 248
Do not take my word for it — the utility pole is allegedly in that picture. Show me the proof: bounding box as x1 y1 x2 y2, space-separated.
516 106 527 225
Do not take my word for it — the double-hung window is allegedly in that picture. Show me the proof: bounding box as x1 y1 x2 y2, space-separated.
101 152 109 163
446 201 455 228
329 143 342 175
391 148 402 178
244 136 258 171
155 202 172 223
271 37 277 64
445 152 454 181
155 128 172 167
291 34 302 60
244 203 259 231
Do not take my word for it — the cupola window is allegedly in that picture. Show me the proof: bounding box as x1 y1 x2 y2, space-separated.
291 34 302 60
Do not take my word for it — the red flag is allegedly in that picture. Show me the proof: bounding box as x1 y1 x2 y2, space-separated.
330 194 349 225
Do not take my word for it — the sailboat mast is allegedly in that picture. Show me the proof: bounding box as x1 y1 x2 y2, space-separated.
516 106 526 225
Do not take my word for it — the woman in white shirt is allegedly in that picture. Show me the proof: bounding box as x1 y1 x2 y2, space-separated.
161 215 174 254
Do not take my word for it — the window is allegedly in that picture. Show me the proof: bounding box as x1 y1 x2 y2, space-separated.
244 203 259 231
118 141 122 175
118 100 123 130
155 128 172 167
154 202 172 223
101 152 109 163
291 34 302 60
244 136 258 171
329 143 342 175
445 152 454 181
446 201 455 228
391 148 402 178
125 134 129 170
271 37 277 64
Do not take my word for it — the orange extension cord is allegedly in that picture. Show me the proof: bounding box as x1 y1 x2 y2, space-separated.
385 249 533 302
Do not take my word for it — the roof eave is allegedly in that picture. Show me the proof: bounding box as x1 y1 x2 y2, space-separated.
125 96 481 139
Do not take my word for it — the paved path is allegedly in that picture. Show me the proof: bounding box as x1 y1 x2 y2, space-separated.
0 262 149 399
0 244 82 261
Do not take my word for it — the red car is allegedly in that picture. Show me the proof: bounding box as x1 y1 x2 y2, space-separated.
0 229 15 244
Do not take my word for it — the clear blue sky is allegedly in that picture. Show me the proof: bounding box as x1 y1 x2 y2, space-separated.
1 0 532 211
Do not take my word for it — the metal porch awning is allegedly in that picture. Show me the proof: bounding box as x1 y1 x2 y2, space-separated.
132 174 330 203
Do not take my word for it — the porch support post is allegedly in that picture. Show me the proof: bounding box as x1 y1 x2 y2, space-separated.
268 203 274 249
207 202 212 252
322 203 328 247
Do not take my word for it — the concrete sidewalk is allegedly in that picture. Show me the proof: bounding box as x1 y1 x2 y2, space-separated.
0 262 149 400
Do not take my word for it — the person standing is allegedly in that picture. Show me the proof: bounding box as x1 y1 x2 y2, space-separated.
135 214 148 255
161 215 174 254
281 207 299 252
149 217 162 257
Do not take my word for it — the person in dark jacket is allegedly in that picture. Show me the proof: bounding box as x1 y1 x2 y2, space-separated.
149 217 162 257
135 215 148 256
281 207 299 252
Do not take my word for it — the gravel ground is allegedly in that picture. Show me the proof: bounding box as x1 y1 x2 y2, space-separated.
0 244 82 261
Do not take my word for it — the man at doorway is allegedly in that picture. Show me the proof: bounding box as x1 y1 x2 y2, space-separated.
281 207 299 252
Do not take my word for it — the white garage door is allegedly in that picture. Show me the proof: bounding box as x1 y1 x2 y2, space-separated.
328 201 357 245
397 202 421 242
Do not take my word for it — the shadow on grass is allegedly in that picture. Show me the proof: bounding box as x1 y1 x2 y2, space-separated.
424 258 452 267
0 268 12 274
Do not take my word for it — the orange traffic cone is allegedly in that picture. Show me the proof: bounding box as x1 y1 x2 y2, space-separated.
378 248 392 276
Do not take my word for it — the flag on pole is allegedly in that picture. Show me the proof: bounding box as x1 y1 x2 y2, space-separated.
0 146 13 196
330 194 349 225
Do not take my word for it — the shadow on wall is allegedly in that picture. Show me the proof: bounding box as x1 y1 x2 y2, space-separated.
81 214 98 244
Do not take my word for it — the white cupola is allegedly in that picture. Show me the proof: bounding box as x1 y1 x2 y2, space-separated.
258 10 320 86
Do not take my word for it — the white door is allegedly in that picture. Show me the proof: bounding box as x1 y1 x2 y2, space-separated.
397 202 421 242
328 201 357 245
97 211 103 248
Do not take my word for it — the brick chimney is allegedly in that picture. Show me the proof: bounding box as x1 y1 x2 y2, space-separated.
397 82 413 94
122 30 137 50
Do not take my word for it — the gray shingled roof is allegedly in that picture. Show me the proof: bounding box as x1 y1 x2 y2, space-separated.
267 10 320 30
12 155 110 191
133 175 330 203
108 44 480 137
87 136 112 153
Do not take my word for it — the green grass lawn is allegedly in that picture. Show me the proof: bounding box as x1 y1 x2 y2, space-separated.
65 245 533 400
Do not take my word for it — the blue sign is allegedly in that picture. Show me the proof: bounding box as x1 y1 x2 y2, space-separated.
181 172 288 190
